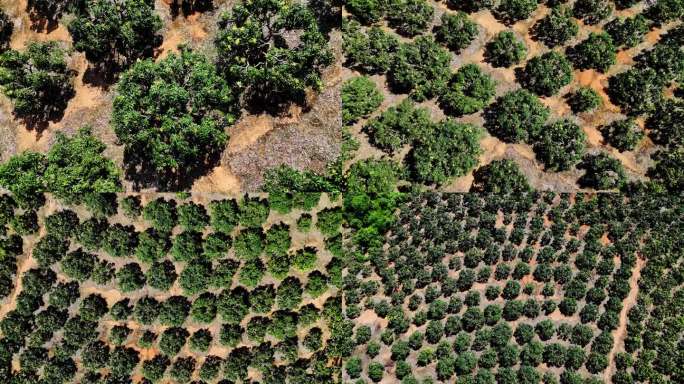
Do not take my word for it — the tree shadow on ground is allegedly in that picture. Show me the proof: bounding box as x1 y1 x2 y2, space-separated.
123 147 224 192
169 0 214 19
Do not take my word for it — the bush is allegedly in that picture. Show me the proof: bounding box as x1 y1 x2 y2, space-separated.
345 0 385 25
386 0 434 37
484 89 549 143
159 327 189 356
135 229 170 264
573 0 613 25
342 76 384 125
532 6 578 48
438 64 496 116
109 346 140 377
171 230 203 262
518 51 573 96
648 147 684 192
179 258 211 295
238 258 265 287
484 31 527 68
203 232 231 259
117 263 146 292
364 99 432 154
209 198 239 233
368 361 384 382
146 260 177 291
133 296 160 325
238 196 269 228
178 202 209 231
646 99 683 147
607 68 663 115
407 119 483 184
142 355 169 382
434 11 478 53
297 214 313 232
33 234 69 268
567 87 601 113
60 249 96 282
293 247 319 271
568 32 617 73
343 21 399 74
68 0 162 69
103 223 138 258
578 153 626 190
317 207 344 236
0 41 74 123
189 329 212 352
606 15 649 48
159 296 190 326
191 292 217 323
388 36 451 101
276 277 303 310
493 0 539 25
471 159 531 193
635 43 684 83
215 0 333 107
143 198 177 233
533 119 586 171
120 195 141 218
113 49 237 188
44 128 122 204
645 0 684 24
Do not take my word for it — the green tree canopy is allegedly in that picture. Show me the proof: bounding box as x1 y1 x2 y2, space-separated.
533 118 587 171
439 64 496 116
434 11 478 53
518 51 573 96
215 0 333 109
112 48 238 188
471 159 531 194
407 119 483 184
484 89 549 143
388 36 451 101
0 41 74 124
484 31 526 68
532 5 578 48
342 76 384 125
68 0 162 71
568 32 617 73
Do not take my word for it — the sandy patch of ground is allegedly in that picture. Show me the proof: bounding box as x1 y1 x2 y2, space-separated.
605 256 644 381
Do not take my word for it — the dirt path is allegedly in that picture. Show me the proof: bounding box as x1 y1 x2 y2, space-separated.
605 256 645 382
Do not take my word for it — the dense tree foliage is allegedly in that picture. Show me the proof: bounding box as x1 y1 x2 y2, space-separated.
533 118 586 171
215 0 333 108
386 0 434 37
484 89 549 143
434 11 478 53
438 64 496 116
0 41 74 124
112 48 238 188
484 31 527 68
471 159 531 193
342 76 384 125
568 32 617 73
388 36 451 101
518 51 573 96
343 21 399 74
68 0 162 72
406 119 483 184
532 6 578 48
567 87 601 113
